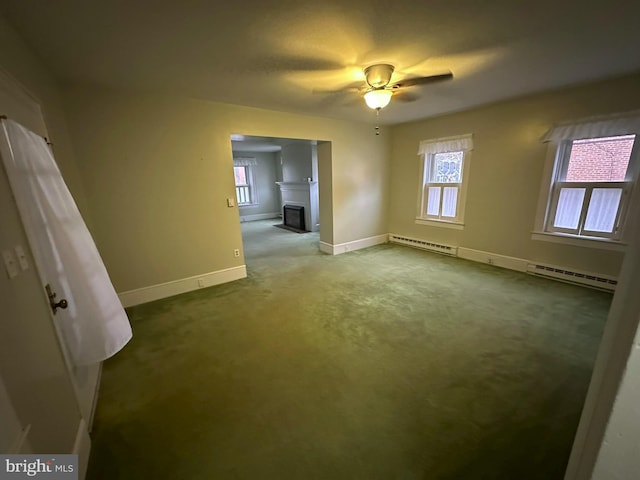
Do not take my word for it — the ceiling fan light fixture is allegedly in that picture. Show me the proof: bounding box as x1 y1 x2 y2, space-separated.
364 89 393 110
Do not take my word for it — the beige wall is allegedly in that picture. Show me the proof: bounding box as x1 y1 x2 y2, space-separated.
0 14 89 223
62 85 390 293
388 73 640 277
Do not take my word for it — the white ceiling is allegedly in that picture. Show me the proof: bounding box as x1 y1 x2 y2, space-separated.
1 0 639 126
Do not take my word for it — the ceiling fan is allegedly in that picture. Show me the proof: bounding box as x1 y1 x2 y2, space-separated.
315 63 453 111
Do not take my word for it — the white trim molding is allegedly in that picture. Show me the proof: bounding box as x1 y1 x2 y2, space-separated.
534 119 640 246
457 247 528 272
88 364 102 432
531 231 627 252
415 218 465 230
239 212 280 222
118 265 247 307
73 419 91 480
416 135 473 227
319 234 388 255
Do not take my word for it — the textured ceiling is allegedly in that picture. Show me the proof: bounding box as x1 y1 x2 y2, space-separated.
1 0 639 125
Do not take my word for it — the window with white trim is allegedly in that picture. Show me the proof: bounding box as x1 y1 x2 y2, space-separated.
233 166 252 205
416 134 473 227
536 113 640 243
233 157 258 206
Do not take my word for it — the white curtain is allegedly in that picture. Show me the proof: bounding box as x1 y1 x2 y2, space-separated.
585 188 622 233
541 111 640 142
233 157 257 166
441 186 458 218
426 187 441 216
418 133 473 155
554 188 585 229
0 118 132 365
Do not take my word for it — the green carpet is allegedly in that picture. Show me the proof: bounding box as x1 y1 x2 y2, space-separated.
87 220 611 479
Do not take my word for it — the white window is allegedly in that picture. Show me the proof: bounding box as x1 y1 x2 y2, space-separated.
535 113 640 246
233 157 258 206
416 134 473 228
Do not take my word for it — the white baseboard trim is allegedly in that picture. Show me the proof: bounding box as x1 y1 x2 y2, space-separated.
239 212 280 222
73 419 91 480
88 363 102 432
457 247 529 272
319 241 333 254
118 265 247 307
320 234 388 255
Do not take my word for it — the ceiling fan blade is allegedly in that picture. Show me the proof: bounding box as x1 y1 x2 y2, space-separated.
392 72 453 89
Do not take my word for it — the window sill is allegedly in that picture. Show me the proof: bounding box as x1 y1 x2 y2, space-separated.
415 218 464 230
531 231 626 252
238 203 259 207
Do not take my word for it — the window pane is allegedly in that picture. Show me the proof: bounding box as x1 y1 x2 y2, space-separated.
236 186 251 204
426 187 441 216
234 166 247 185
554 188 585 229
442 186 458 218
432 151 463 183
566 135 635 182
584 188 622 233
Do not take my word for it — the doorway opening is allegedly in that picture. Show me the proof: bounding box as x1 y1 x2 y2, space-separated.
230 134 327 268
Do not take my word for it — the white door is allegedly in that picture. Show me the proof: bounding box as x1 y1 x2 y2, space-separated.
0 139 82 454
0 69 101 426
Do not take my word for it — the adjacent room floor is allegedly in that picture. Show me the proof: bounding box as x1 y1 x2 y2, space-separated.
87 220 611 479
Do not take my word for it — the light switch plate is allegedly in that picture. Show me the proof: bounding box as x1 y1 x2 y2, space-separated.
14 245 29 270
2 250 19 279
227 197 235 207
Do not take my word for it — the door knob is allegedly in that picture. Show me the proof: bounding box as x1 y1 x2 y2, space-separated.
45 284 68 315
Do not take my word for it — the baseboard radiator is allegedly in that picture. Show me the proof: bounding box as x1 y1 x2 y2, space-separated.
526 263 617 291
388 234 616 291
389 234 458 256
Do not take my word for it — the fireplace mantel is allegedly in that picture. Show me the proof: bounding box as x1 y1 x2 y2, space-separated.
275 181 319 232
275 181 318 188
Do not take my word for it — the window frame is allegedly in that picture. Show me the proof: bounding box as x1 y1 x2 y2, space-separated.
546 181 631 239
415 134 473 229
533 128 640 248
233 165 257 206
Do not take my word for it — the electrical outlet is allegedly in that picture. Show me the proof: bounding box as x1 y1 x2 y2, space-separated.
234 249 240 257
197 278 205 287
